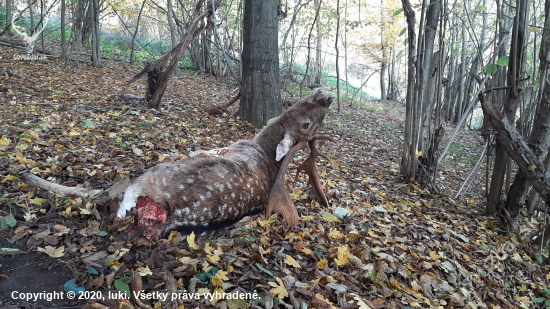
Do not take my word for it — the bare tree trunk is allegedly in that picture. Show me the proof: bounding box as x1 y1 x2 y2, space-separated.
400 0 416 177
28 0 35 53
90 0 101 67
485 0 530 215
335 0 340 112
167 0 178 74
315 0 322 84
238 0 281 127
299 0 322 98
505 1 550 217
130 0 146 65
6 0 12 34
454 22 467 123
60 0 67 61
379 0 386 100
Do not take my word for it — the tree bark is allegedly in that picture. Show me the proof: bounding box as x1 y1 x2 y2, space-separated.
400 0 416 177
6 0 12 35
485 0 530 215
314 0 322 84
335 0 340 112
505 1 550 217
90 0 101 67
60 0 67 61
379 0 386 100
237 0 282 127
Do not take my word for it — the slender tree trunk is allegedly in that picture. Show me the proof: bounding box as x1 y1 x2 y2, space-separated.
379 0 386 100
61 0 67 61
485 0 530 215
505 1 550 217
400 0 416 177
167 0 178 49
238 0 281 127
416 0 440 155
6 0 12 34
454 23 467 123
130 0 146 65
90 0 101 67
315 0 322 84
335 0 341 112
299 0 322 98
28 0 35 53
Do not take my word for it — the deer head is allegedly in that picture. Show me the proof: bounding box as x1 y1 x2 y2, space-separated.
11 13 49 54
116 89 335 239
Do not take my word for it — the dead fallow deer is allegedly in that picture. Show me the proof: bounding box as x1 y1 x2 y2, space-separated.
21 89 337 239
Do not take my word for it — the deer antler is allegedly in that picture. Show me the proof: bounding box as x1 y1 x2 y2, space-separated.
265 135 338 226
265 140 308 226
295 136 339 207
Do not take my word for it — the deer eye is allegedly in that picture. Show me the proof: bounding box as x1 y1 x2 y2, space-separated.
302 123 309 129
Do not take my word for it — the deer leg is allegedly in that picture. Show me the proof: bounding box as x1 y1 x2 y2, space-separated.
295 136 339 207
266 140 308 226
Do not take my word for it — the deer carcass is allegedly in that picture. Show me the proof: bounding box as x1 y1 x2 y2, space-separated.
22 89 336 239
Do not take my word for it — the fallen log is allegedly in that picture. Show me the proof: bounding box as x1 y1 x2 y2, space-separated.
482 102 550 245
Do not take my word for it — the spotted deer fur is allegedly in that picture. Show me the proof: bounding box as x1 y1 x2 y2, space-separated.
116 89 333 236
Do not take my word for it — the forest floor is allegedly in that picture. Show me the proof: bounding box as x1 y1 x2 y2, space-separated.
0 44 549 309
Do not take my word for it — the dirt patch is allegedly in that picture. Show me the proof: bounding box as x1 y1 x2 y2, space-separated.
0 236 84 308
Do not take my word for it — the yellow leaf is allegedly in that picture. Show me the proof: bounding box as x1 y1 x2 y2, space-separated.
299 247 314 256
212 269 229 286
208 254 221 264
38 246 65 258
329 229 343 239
158 153 169 162
528 165 537 171
24 212 36 221
0 136 11 146
210 288 224 304
317 259 328 269
429 251 441 260
3 175 17 181
227 264 234 273
268 277 288 299
137 266 153 276
187 232 200 250
285 255 301 268
168 231 178 242
69 130 79 136
338 245 351 256
31 198 47 205
258 220 271 227
417 151 422 157
334 254 348 266
517 284 527 292
178 256 200 266
390 279 400 289
204 243 215 254
331 160 340 169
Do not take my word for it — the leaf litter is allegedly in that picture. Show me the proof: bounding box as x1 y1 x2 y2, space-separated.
0 45 549 309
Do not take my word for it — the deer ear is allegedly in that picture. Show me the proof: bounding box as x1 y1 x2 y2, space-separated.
276 133 294 161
